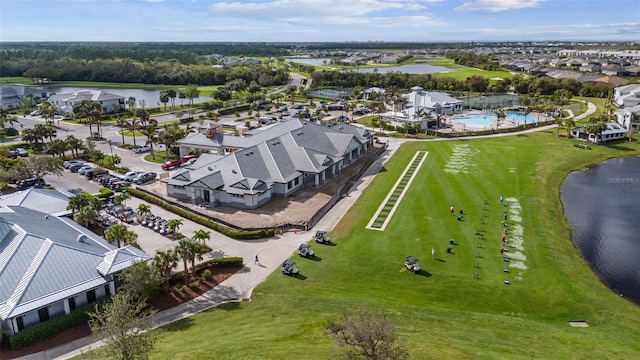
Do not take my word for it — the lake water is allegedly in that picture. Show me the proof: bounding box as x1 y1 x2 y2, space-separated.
45 87 212 108
560 156 640 305
285 58 332 66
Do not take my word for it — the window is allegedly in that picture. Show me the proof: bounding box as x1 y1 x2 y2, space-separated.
105 284 111 296
16 316 24 331
38 307 50 322
87 289 96 303
69 297 76 311
294 177 299 186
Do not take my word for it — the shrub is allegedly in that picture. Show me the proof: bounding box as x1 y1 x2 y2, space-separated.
9 302 101 350
201 269 212 280
189 281 200 290
124 187 274 239
173 257 243 280
97 188 114 198
4 127 19 136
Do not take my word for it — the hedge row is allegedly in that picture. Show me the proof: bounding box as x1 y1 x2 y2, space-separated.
9 302 101 350
124 187 275 239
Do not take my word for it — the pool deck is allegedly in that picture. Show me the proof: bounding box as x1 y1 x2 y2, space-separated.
442 109 547 132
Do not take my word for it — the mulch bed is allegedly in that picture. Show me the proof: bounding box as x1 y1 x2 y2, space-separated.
0 268 239 360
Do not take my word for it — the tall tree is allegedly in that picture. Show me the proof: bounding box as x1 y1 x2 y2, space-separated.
192 229 211 245
88 292 157 360
153 249 178 289
167 89 177 109
140 125 159 160
159 90 170 111
127 96 136 112
105 223 138 248
326 310 408 360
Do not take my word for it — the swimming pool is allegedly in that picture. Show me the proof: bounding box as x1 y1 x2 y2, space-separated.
451 112 536 128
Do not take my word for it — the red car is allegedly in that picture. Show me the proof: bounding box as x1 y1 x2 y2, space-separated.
161 159 181 171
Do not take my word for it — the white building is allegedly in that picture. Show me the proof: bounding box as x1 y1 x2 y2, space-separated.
379 86 462 129
49 90 125 116
571 122 627 143
613 83 640 107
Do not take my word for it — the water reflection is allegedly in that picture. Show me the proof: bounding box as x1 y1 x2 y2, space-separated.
560 156 640 305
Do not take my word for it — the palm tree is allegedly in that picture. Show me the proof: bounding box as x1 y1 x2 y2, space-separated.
167 218 184 237
21 128 38 148
74 206 97 228
113 192 131 208
135 108 150 128
90 103 104 138
127 96 136 112
167 89 177 109
175 239 196 285
140 125 158 160
565 118 576 138
65 135 84 158
192 229 211 245
44 138 68 157
116 117 129 145
73 100 94 135
67 192 103 215
104 223 138 248
136 203 151 217
153 249 178 289
128 118 142 148
159 90 170 111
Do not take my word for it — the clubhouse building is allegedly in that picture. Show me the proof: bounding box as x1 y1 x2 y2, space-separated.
166 119 374 209
380 86 463 129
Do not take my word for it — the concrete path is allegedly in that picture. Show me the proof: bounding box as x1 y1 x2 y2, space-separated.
574 101 597 121
23 116 556 360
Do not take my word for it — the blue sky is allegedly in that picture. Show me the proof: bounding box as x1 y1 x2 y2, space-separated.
1 0 639 42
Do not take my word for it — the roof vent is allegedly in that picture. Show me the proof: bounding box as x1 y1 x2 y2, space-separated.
77 234 88 243
207 166 213 171
232 170 237 174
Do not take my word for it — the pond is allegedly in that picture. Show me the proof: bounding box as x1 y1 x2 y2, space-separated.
560 156 640 305
45 87 212 108
285 58 332 66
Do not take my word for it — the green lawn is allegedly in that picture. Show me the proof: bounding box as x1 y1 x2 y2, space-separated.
77 130 640 359
426 57 515 81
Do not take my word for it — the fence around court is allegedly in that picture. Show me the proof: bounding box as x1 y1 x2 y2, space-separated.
460 94 523 110
307 88 352 101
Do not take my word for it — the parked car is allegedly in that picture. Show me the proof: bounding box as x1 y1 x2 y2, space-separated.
68 163 87 172
85 168 108 180
14 148 28 157
133 172 157 185
17 177 45 190
182 158 198 167
161 159 181 171
77 165 94 175
122 171 142 182
404 256 421 274
297 243 315 258
63 160 84 168
181 155 198 164
281 260 299 276
7 150 18 159
133 145 151 154
29 110 41 116
149 118 158 125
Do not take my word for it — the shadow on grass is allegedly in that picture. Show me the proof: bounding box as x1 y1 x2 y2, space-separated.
435 258 447 262
307 255 322 261
163 317 195 332
415 270 432 277
292 274 308 280
609 145 635 151
218 301 242 311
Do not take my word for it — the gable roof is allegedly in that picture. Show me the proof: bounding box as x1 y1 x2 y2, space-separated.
0 191 150 320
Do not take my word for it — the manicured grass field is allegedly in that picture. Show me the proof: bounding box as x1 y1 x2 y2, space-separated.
426 57 515 81
81 130 638 360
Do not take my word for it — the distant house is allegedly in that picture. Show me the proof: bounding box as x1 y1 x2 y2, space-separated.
613 83 640 107
363 87 385 100
378 86 462 129
571 122 627 143
601 64 630 76
0 86 49 110
168 119 373 209
0 189 150 337
48 90 125 116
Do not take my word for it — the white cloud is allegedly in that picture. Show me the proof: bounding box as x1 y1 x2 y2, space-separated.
455 0 542 12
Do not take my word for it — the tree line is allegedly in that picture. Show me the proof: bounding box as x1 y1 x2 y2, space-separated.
310 70 614 97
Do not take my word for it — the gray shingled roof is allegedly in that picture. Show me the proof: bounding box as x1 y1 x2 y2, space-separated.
0 188 73 216
0 195 150 321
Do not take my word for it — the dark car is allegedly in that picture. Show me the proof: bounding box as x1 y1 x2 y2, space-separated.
17 177 45 190
161 159 181 171
85 168 108 180
133 172 157 185
68 163 86 172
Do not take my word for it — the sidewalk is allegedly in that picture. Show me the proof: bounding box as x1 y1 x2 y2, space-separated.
22 132 401 360
22 121 551 359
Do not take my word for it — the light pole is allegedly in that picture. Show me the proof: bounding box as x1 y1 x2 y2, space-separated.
108 140 114 165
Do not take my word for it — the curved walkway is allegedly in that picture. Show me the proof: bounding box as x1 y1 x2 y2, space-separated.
27 114 558 360
574 101 597 121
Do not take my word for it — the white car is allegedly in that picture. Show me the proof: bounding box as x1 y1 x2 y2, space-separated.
122 171 142 182
133 145 151 154
77 165 94 175
30 110 41 116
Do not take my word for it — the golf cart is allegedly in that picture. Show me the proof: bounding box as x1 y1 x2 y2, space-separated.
281 260 299 276
405 256 421 274
298 243 315 258
314 230 331 244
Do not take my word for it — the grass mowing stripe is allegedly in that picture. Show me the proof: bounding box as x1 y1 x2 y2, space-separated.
367 151 428 231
